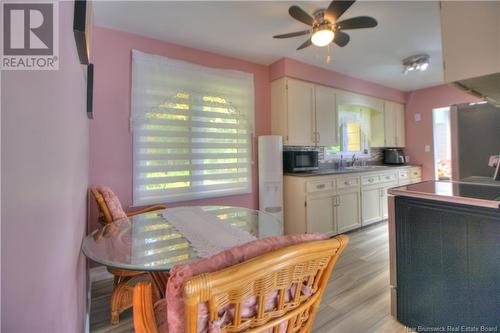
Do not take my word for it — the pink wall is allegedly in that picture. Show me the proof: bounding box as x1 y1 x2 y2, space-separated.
90 27 270 231
1 2 89 332
405 84 478 180
270 58 406 103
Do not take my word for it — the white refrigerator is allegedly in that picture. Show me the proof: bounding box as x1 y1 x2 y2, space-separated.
258 136 283 229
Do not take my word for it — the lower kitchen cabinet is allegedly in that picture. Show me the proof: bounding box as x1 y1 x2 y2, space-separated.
305 189 360 234
283 166 422 236
337 190 361 233
381 186 390 219
306 195 335 234
362 187 383 225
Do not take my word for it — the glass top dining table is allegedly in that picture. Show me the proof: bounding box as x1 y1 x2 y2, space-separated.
81 206 283 273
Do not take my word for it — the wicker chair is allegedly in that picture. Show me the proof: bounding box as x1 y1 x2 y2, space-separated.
89 187 167 325
133 235 348 333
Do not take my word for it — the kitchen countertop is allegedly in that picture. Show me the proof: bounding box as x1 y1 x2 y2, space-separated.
284 164 420 177
459 176 500 186
388 180 500 209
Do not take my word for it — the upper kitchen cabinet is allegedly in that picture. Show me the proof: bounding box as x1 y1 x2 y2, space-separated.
271 77 338 146
384 101 405 147
271 77 405 148
314 85 338 146
271 78 315 145
440 1 500 82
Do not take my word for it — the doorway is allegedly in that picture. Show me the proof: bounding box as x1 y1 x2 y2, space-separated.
432 107 451 180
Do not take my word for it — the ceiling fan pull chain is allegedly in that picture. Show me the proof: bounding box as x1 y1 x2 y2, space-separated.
326 44 332 64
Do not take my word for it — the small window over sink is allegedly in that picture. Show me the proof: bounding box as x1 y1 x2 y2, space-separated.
326 104 372 158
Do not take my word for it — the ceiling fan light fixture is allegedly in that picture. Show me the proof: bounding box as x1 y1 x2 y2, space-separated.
311 28 335 47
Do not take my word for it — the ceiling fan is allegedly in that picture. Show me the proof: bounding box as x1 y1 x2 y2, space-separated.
273 0 378 50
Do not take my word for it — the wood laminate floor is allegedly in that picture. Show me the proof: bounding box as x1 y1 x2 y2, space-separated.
89 221 408 333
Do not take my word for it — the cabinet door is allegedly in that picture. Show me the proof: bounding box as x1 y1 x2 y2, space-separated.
336 191 361 233
369 108 385 148
314 85 338 146
394 103 405 147
287 79 315 146
384 101 397 147
381 187 389 219
306 196 335 234
362 188 383 226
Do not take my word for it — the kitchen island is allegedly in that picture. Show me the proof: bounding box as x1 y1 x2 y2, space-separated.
388 181 500 331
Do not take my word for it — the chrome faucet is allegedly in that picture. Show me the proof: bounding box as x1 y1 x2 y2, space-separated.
351 154 357 167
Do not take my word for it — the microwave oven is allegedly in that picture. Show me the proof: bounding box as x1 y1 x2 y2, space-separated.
283 150 319 172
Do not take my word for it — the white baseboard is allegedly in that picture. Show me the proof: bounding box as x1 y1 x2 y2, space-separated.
89 266 113 282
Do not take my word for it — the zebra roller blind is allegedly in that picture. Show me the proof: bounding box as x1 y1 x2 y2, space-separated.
131 50 254 205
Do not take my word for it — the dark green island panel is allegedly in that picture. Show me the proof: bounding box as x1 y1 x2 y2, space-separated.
389 181 500 332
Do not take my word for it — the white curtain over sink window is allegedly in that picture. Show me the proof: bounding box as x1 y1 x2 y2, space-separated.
131 50 254 205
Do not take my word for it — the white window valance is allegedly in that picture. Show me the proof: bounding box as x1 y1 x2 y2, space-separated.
131 50 255 205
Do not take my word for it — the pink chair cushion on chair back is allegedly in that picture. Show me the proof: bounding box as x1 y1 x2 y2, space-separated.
98 186 127 221
162 233 329 333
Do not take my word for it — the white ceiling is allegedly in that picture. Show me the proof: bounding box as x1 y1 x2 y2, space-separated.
93 1 444 91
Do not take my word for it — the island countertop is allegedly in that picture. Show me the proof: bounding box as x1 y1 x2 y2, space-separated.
388 180 500 209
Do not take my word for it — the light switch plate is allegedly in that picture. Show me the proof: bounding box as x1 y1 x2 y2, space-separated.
425 145 431 152
414 113 422 122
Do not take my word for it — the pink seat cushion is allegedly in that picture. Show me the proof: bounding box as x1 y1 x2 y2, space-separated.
98 186 127 221
165 233 329 333
154 299 170 333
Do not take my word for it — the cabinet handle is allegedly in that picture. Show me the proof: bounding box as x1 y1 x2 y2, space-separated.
368 178 374 183
317 132 321 143
316 184 325 189
337 196 341 206
344 181 351 185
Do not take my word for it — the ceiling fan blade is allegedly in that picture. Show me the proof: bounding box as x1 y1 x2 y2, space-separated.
297 38 312 50
289 6 314 26
333 31 350 47
273 30 310 39
336 16 378 30
325 0 356 23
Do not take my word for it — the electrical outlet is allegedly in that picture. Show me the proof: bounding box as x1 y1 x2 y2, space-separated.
414 113 422 122
425 145 431 152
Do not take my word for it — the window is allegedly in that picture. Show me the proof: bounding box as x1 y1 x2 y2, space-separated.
327 104 370 156
344 122 362 152
131 50 254 205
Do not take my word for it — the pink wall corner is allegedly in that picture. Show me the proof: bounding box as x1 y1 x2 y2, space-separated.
90 27 271 231
404 84 479 180
269 57 406 103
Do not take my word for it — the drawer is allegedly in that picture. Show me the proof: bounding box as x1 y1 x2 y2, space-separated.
362 175 380 186
337 176 359 189
379 172 397 183
398 170 410 180
410 177 422 184
409 168 422 179
306 179 334 193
